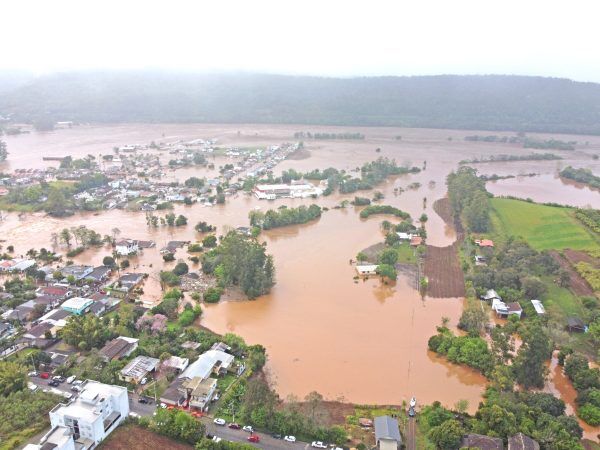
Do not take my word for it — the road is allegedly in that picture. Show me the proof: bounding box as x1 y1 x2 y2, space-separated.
406 417 416 450
203 420 310 450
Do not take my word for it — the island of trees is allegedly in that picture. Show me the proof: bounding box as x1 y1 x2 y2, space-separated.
560 166 600 190
249 204 322 230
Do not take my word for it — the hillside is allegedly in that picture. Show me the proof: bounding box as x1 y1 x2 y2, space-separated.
2 72 600 134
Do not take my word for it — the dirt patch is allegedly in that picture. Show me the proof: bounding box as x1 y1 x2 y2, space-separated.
359 242 385 263
549 251 595 296
321 401 356 425
433 197 463 233
100 424 193 450
564 249 600 268
424 241 465 298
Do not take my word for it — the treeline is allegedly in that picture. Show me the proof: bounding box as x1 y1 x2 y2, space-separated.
202 231 275 299
524 138 576 150
5 73 600 134
359 205 411 219
560 166 600 190
464 135 521 143
293 131 364 140
249 204 322 230
447 166 490 232
574 208 600 234
459 153 562 164
561 352 600 425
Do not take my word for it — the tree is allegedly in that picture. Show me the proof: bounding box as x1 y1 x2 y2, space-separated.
0 361 27 396
458 303 488 336
175 215 188 226
376 264 397 281
0 140 7 161
202 235 218 248
103 256 116 267
173 262 189 276
45 187 71 217
379 248 398 266
513 323 552 389
429 419 464 450
60 228 72 247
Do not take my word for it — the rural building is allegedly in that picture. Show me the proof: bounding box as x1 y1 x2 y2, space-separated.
374 415 402 450
567 316 586 333
115 239 139 256
120 355 159 384
35 380 129 450
254 182 322 199
397 232 413 240
99 336 139 361
461 434 503 450
356 264 378 276
180 349 236 380
482 289 502 301
61 297 93 315
410 236 423 246
162 355 189 373
508 433 539 450
475 239 495 248
531 299 546 315
60 265 94 281
506 302 523 319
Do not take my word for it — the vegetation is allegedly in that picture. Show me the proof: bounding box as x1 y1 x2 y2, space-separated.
428 326 494 375
359 205 410 219
6 73 600 134
524 138 576 150
202 231 275 299
447 166 490 232
490 198 599 251
574 208 600 234
560 166 600 190
459 153 562 164
141 407 205 445
0 139 7 161
249 204 322 229
195 221 216 233
60 314 113 350
293 131 364 140
563 353 600 425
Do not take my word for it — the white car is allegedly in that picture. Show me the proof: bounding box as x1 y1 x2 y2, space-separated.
213 418 226 426
66 375 76 384
284 436 296 442
28 371 38 377
311 442 327 449
141 377 148 385
242 425 253 433
212 436 222 443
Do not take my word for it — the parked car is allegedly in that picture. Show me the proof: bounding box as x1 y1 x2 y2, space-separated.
228 423 241 430
28 371 39 377
312 442 327 448
284 436 296 442
408 406 416 417
160 403 167 409
247 435 260 443
213 418 226 426
40 372 50 379
71 385 82 392
138 397 149 404
52 376 64 383
48 380 59 387
66 375 76 384
242 425 253 433
271 434 282 439
212 436 222 443
140 377 148 385
72 380 83 386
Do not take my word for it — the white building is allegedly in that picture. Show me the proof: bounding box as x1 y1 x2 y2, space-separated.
356 264 378 276
25 380 129 450
115 239 139 256
531 299 546 315
180 350 235 380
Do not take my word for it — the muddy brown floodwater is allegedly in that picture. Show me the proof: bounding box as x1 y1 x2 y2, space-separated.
1 124 599 416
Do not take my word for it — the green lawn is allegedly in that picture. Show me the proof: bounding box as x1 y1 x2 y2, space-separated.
541 277 584 318
396 243 417 264
490 198 600 251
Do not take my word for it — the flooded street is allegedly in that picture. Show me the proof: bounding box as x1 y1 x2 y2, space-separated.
1 124 599 413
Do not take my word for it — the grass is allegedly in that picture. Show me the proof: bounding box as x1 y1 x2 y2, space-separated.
396 243 417 264
489 198 600 251
541 277 585 319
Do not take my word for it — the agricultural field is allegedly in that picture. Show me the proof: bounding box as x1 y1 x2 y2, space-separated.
490 198 600 251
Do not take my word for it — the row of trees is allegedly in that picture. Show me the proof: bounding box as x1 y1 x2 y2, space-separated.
560 166 600 190
561 351 600 425
0 139 7 161
358 204 410 219
249 205 322 230
459 152 562 164
202 232 275 299
447 166 490 232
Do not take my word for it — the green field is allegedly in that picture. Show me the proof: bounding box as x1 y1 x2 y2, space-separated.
490 198 600 251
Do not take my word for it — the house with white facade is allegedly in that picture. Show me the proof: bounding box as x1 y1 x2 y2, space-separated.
115 239 139 256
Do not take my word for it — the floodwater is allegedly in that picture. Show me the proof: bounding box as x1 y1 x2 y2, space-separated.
1 124 599 414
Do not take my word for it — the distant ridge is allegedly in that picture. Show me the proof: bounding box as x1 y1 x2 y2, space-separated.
2 72 600 135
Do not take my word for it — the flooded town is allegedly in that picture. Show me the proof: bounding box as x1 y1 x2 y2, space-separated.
1 3 600 449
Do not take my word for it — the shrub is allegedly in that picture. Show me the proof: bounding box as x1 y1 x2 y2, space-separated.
204 287 223 303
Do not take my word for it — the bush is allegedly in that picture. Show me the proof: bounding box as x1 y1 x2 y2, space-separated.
66 247 84 257
188 243 203 252
202 235 218 248
172 262 189 276
204 287 223 303
162 253 175 262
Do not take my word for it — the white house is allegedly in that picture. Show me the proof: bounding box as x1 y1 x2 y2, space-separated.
25 380 129 450
397 232 413 240
115 239 139 256
356 264 378 276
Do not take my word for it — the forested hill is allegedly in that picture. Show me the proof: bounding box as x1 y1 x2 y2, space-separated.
2 72 600 134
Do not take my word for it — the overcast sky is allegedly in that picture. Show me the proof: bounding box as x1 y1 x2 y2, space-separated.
2 0 600 82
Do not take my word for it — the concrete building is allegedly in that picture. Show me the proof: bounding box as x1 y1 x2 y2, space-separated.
180 349 235 380
355 264 378 276
374 416 402 450
181 376 218 411
61 297 93 315
120 355 159 384
115 239 139 256
25 380 129 450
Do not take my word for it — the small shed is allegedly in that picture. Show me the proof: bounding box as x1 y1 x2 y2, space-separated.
567 317 586 333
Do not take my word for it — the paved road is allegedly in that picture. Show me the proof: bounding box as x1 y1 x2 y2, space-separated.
203 420 310 450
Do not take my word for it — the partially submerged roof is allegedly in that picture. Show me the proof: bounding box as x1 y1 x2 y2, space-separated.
374 415 402 443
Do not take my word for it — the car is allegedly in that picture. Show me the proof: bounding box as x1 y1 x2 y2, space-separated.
28 371 39 377
247 435 260 443
212 436 222 443
72 380 83 386
71 385 82 392
48 380 59 387
160 403 167 409
228 423 241 430
40 372 50 379
140 377 148 385
271 434 282 439
284 436 296 442
138 397 148 404
52 376 64 383
66 375 76 384
213 418 226 426
242 425 253 433
312 442 327 448
408 406 416 417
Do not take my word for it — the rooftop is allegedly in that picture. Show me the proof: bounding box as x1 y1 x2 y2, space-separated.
374 415 402 443
120 355 159 379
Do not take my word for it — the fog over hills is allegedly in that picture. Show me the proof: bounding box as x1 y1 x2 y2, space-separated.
2 72 600 135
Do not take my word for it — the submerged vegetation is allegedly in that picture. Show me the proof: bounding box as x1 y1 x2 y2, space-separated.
560 166 600 190
249 204 322 230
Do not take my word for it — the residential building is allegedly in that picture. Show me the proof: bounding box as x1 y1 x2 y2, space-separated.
61 297 93 315
99 336 139 362
374 416 402 450
356 264 378 276
36 285 72 299
23 322 54 340
60 265 94 281
120 355 159 384
508 433 539 450
115 239 139 256
86 266 112 283
180 349 235 380
180 377 218 411
461 434 503 450
162 355 189 373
